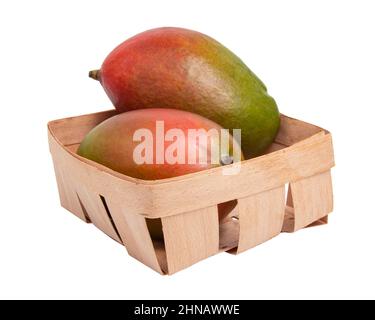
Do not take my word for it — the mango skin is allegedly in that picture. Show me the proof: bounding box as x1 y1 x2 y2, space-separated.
77 108 240 180
97 27 280 158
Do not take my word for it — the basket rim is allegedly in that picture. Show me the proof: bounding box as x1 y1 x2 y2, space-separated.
47 109 331 186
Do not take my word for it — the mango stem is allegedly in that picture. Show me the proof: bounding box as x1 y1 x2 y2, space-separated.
89 69 101 81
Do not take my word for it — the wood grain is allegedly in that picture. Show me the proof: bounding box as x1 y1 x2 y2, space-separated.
276 114 325 146
283 171 333 232
162 206 219 274
237 186 285 253
104 198 164 274
75 188 122 243
51 161 88 222
48 109 117 146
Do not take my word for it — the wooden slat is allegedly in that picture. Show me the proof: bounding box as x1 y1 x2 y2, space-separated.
307 215 328 228
276 114 325 146
287 170 333 232
162 206 219 274
104 198 164 274
237 186 285 253
51 159 88 222
75 187 122 243
48 109 117 146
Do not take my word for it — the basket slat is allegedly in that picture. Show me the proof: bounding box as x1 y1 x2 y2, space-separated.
237 186 285 253
75 188 122 243
104 199 164 274
285 170 333 232
162 206 219 274
49 110 117 146
52 161 88 222
276 115 324 146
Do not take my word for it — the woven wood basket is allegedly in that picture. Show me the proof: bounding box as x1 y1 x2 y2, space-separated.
48 110 334 275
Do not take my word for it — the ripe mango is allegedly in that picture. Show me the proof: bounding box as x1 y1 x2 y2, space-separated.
77 108 241 180
90 27 280 157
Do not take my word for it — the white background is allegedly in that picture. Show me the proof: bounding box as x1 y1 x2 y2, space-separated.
0 0 374 300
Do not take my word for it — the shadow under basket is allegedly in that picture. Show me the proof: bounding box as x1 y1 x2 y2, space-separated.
48 110 335 275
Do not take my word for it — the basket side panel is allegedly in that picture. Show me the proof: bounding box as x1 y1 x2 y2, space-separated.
148 133 334 219
285 170 333 232
49 129 123 243
162 206 219 274
277 115 324 146
236 186 285 253
48 110 117 146
51 157 88 222
105 199 164 274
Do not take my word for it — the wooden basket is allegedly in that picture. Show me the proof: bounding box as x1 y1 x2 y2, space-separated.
48 110 335 275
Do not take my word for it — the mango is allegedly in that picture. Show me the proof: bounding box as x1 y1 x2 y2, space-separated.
77 108 241 180
89 27 280 157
